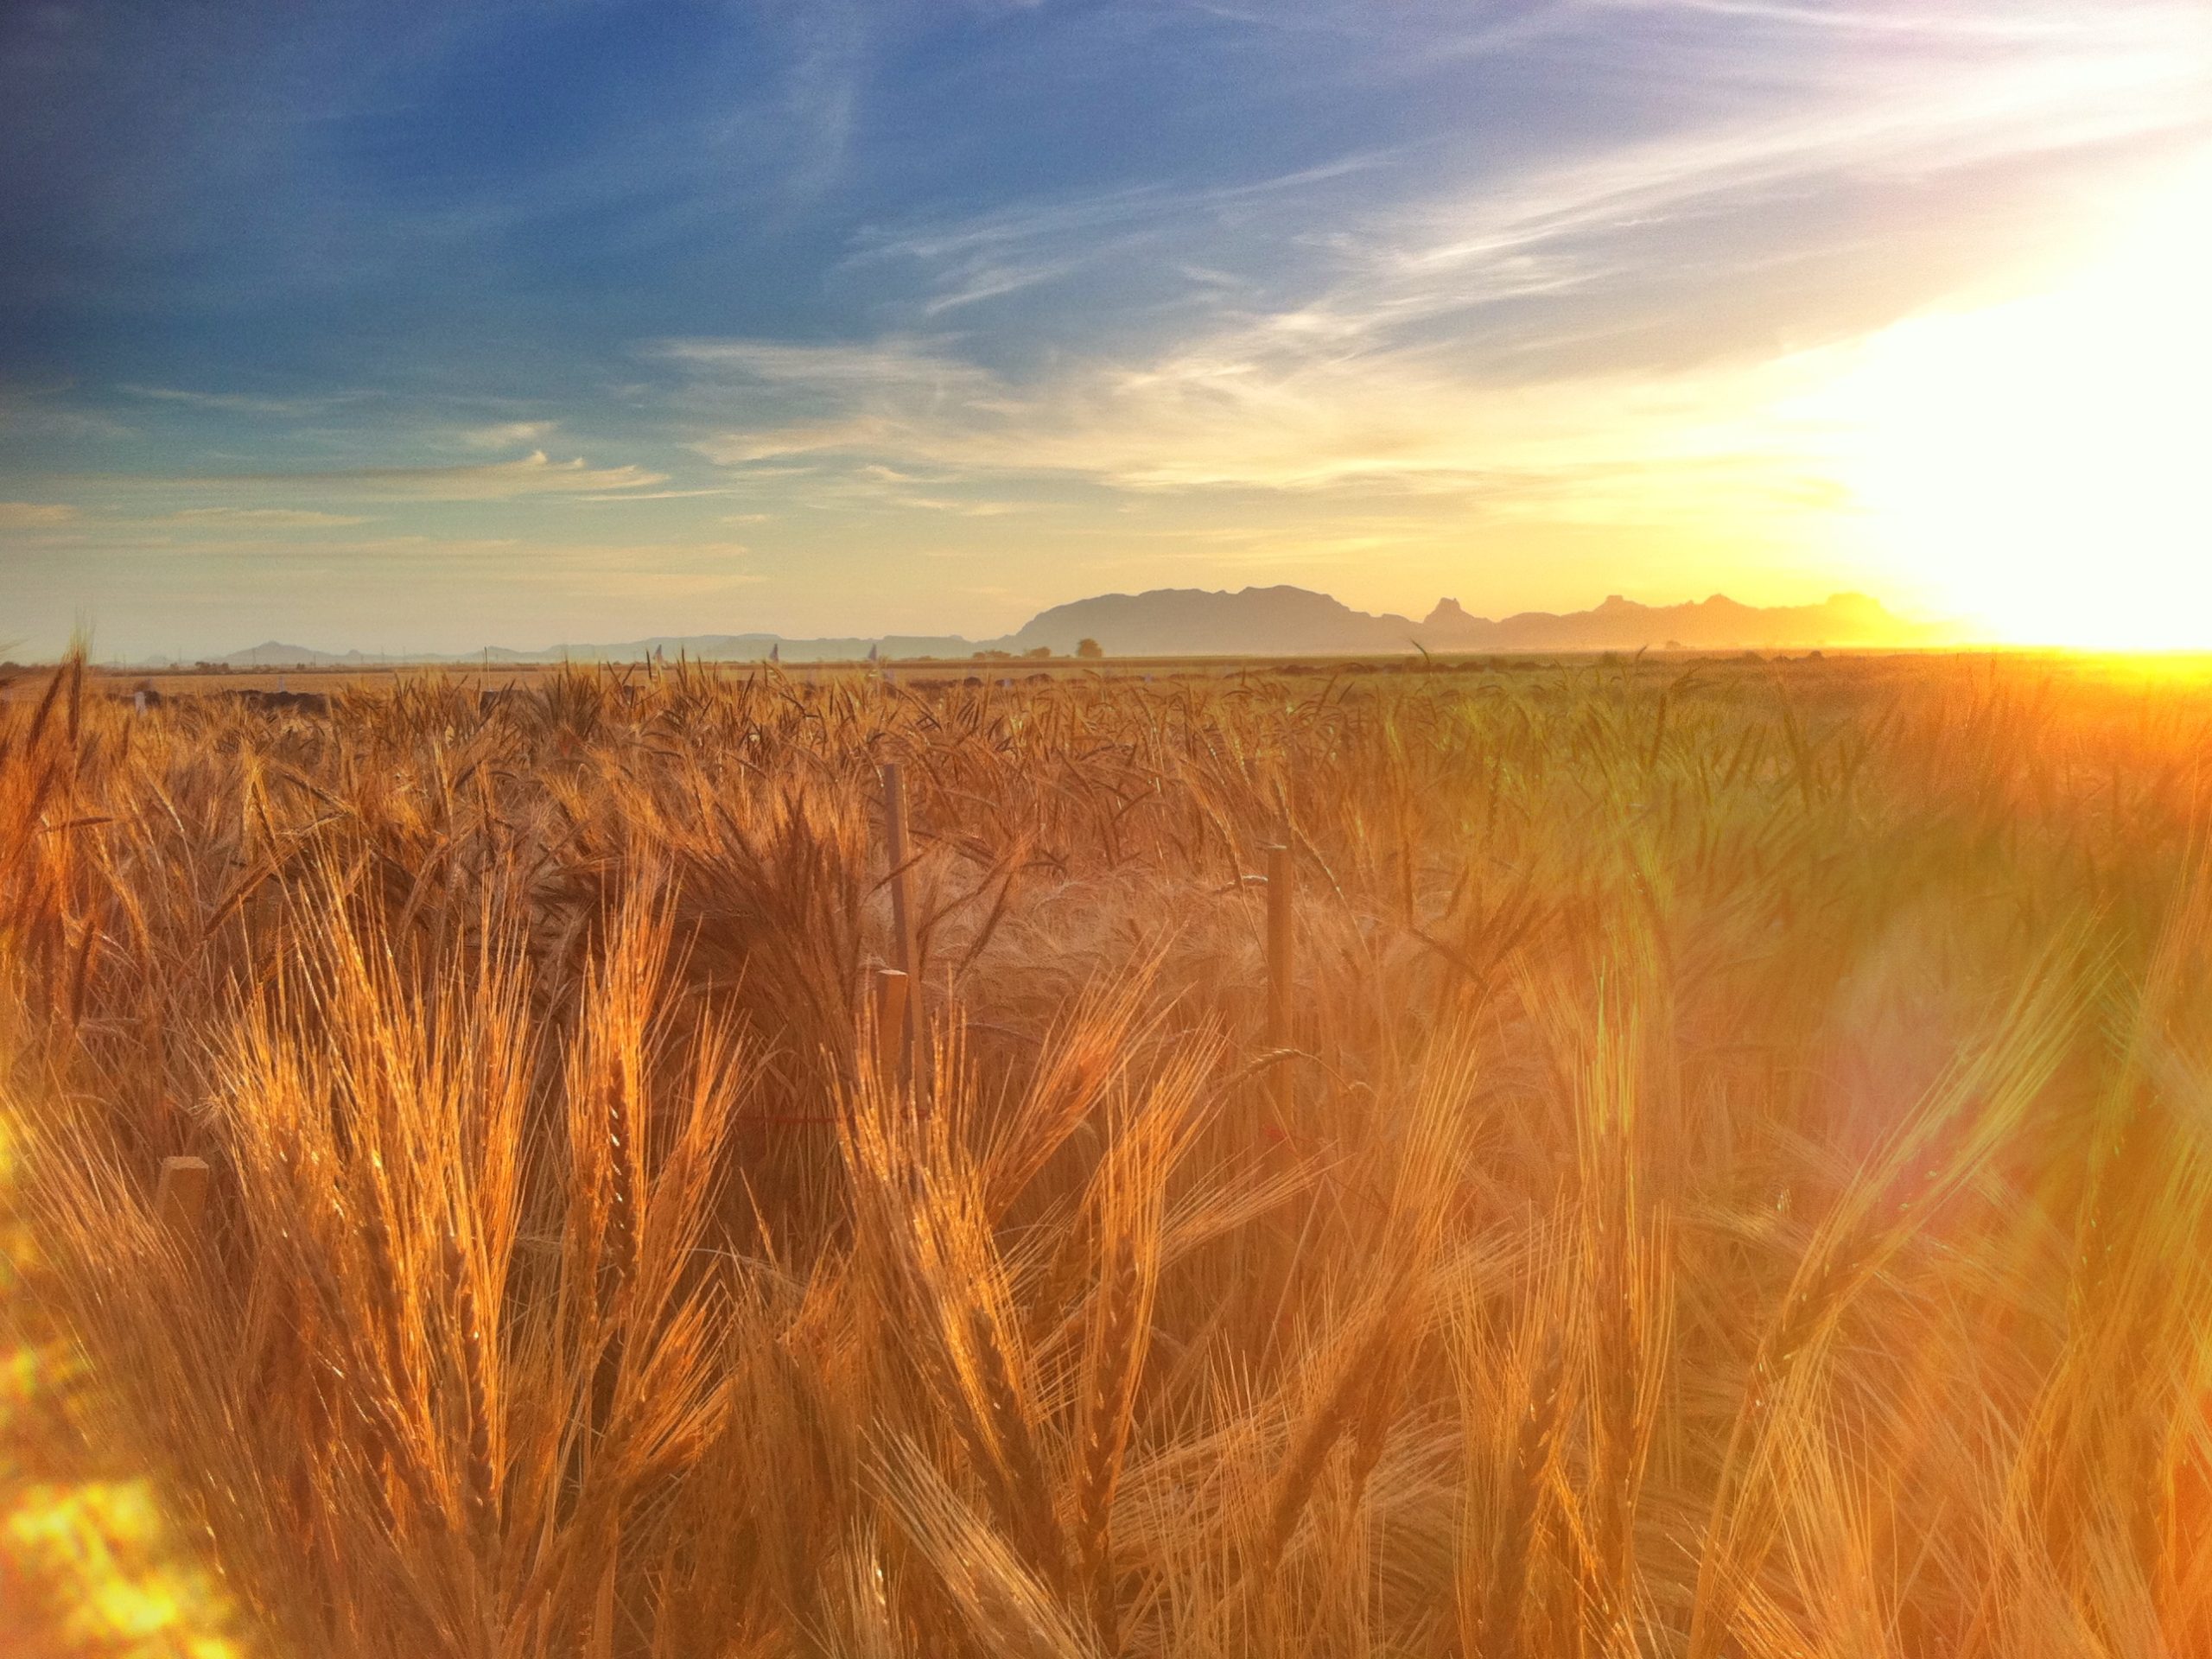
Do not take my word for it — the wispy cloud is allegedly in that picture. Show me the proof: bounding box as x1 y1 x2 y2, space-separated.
571 486 743 502
461 419 557 448
693 421 886 465
669 338 1011 466
0 386 133 442
0 501 79 528
120 385 366 416
673 323 1828 498
134 451 670 500
918 262 1072 316
1589 0 2209 46
166 506 370 527
658 337 994 392
848 152 1400 321
893 496 1029 516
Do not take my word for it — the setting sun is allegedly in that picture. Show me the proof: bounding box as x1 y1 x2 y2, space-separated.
1814 150 2212 649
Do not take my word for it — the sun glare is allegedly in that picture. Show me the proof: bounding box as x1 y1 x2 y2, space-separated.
1814 152 2212 650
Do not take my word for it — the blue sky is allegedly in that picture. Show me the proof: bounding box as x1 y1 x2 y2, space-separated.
3 1 2209 657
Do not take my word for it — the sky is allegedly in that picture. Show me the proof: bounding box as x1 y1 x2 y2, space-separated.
3 0 2209 659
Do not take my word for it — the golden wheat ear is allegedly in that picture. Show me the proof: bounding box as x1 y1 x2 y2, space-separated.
873 1434 1101 1659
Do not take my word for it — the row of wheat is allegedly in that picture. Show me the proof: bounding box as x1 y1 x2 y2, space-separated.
4 652 2212 1657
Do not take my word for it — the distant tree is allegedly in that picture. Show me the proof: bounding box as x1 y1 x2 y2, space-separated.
1025 645 1052 659
1076 638 1103 660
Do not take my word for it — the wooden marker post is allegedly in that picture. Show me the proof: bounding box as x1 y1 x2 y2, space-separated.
880 762 924 1076
1265 843 1294 1120
156 1155 210 1247
872 967 911 1087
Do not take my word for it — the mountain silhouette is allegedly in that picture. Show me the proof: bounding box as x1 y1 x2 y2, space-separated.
200 585 1934 666
1008 585 1924 655
1415 589 1911 652
1009 585 1422 656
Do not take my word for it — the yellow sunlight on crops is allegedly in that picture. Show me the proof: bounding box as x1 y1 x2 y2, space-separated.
2 1121 245 1659
1819 150 2212 650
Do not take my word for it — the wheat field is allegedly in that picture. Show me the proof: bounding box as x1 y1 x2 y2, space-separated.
4 652 2212 1658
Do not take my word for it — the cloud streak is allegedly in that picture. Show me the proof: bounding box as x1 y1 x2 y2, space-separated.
120 385 369 416
105 451 671 501
461 420 557 448
0 501 79 528
166 506 371 526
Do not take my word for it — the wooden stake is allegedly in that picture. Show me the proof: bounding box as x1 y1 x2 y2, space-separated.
156 1155 209 1246
1266 842 1294 1119
871 967 910 1087
880 762 925 1071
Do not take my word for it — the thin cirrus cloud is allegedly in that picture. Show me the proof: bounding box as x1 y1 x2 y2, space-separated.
119 385 368 416
165 507 371 527
844 153 1399 321
461 420 558 448
661 338 998 396
141 452 670 502
0 501 80 528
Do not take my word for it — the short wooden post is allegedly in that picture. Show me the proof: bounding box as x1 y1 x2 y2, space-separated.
156 1155 210 1246
1265 842 1294 1120
880 762 924 1073
871 967 910 1087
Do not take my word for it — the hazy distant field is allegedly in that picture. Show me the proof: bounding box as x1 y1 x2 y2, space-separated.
7 651 2212 1657
3 644 2159 703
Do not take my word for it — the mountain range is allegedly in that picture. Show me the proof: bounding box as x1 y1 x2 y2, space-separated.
203 585 1937 667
